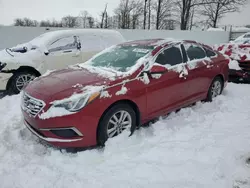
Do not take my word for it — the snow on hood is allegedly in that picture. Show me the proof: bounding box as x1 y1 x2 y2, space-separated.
25 67 113 99
0 42 45 65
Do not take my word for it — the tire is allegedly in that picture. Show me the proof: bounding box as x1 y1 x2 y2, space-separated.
8 71 37 94
205 76 224 102
97 103 137 146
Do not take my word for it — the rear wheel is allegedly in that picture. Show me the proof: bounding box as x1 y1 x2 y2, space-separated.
8 71 37 94
206 76 223 102
97 103 136 146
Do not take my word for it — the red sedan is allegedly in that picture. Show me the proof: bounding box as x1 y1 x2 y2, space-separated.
21 38 229 150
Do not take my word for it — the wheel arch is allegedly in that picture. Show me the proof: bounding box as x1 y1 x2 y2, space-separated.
6 66 41 91
96 99 141 142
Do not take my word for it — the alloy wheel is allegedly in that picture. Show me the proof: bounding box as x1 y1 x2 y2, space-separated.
107 110 132 138
16 74 36 91
211 80 222 98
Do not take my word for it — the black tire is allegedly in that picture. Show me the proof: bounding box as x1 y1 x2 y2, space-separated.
205 76 224 102
8 71 37 95
97 103 137 147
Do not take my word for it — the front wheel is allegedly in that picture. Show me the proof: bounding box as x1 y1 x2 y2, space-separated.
8 71 37 94
206 76 223 102
97 103 137 146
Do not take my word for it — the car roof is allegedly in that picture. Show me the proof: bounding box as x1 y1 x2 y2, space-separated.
119 38 203 48
29 29 124 47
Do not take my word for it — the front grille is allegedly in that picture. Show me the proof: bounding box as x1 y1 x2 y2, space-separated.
22 92 45 117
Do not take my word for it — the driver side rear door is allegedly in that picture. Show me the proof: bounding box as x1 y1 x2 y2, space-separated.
44 35 82 71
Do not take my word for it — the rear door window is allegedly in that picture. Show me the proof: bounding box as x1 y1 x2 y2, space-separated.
48 36 79 53
183 43 206 61
204 47 217 57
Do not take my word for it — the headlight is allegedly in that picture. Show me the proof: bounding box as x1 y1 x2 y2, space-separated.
53 92 100 112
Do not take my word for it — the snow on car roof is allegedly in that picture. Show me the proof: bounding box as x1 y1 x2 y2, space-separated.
29 29 123 47
119 38 185 47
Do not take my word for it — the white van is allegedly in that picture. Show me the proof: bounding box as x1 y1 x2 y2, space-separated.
0 29 125 94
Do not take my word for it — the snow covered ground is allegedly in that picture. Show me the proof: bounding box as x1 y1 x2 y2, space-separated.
0 83 250 188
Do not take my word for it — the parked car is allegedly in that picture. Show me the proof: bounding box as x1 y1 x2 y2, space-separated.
0 29 125 94
215 42 250 83
21 38 229 150
233 32 250 44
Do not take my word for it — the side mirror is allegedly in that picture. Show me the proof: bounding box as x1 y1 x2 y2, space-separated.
149 64 168 75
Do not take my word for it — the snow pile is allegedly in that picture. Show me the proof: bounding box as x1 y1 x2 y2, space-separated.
232 27 250 32
115 85 128 96
139 72 150 84
207 27 224 31
39 107 75 120
1 83 250 188
229 59 242 70
78 65 118 81
100 90 112 98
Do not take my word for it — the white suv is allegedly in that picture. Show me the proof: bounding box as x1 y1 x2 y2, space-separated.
0 29 125 94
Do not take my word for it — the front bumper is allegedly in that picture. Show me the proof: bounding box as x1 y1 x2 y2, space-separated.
24 120 83 143
22 107 101 149
228 69 250 83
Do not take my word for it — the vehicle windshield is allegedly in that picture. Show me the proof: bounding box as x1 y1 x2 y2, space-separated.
85 45 154 72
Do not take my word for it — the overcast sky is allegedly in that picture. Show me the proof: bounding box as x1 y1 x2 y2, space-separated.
0 0 250 26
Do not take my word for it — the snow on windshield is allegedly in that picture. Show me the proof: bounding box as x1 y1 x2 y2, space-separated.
83 45 154 73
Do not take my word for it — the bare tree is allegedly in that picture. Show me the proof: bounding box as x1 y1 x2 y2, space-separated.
114 0 143 29
143 0 147 29
100 4 108 28
154 0 174 30
87 16 95 28
14 18 25 26
156 0 162 30
201 0 247 28
131 1 144 29
79 10 89 28
14 18 38 27
175 0 215 30
62 15 78 28
148 0 151 29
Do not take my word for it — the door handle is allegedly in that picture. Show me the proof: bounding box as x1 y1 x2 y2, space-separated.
63 50 72 53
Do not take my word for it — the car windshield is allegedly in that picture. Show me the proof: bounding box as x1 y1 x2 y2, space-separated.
85 45 154 72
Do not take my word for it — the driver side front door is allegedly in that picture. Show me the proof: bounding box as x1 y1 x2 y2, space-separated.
145 45 191 120
44 35 82 72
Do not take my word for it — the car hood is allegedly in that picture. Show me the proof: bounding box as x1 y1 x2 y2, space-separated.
25 67 119 101
0 44 44 65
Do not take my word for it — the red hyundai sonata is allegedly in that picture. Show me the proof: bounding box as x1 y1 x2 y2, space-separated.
21 38 229 150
